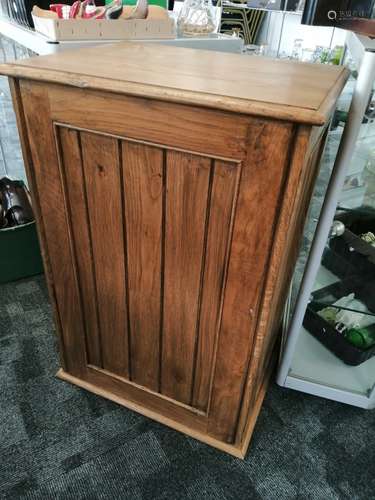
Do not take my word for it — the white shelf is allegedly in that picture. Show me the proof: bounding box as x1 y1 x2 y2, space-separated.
289 266 375 401
290 328 375 397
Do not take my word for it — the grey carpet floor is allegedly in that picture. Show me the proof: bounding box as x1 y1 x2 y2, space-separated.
1 275 374 500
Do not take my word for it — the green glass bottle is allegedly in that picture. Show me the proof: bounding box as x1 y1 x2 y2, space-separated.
345 324 375 350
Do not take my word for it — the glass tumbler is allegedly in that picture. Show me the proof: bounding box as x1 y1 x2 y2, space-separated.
177 0 216 37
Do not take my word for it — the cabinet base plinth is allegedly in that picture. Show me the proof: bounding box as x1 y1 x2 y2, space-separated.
56 368 269 459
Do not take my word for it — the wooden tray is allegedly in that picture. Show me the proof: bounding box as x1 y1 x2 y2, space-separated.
32 14 176 41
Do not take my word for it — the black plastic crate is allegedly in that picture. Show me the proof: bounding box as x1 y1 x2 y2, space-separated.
322 246 358 282
324 207 375 280
303 277 375 366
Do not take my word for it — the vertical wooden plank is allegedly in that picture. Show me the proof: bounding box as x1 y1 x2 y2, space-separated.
57 127 102 368
161 151 211 404
191 160 240 411
208 120 295 443
19 80 86 376
81 132 129 378
122 141 163 391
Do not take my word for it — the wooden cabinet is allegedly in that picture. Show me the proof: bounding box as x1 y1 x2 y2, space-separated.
2 44 348 458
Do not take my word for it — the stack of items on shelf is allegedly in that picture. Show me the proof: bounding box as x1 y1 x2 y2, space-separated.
305 207 375 366
304 280 375 366
0 0 174 39
0 177 43 283
323 207 375 280
286 39 344 64
33 0 158 20
31 0 174 40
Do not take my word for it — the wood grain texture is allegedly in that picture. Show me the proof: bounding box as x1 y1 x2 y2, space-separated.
122 141 163 390
0 43 349 125
48 85 248 161
191 160 241 411
236 125 328 446
161 151 211 404
19 79 87 377
80 132 130 378
57 352 273 459
207 119 295 443
57 126 102 367
9 78 68 372
238 348 277 458
57 367 246 459
234 125 310 444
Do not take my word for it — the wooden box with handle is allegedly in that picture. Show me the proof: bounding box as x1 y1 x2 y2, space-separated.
0 43 348 458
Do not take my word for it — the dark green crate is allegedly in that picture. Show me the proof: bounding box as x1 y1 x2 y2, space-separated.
0 221 44 284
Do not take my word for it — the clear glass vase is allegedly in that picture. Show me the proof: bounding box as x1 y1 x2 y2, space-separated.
177 0 216 37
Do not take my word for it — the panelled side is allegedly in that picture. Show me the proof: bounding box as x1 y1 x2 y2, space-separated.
36 107 243 416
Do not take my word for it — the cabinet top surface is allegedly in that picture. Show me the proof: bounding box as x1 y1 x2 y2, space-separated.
1 42 349 125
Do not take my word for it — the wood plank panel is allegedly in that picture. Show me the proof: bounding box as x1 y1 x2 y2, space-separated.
191 160 240 411
48 85 248 161
57 126 102 367
122 141 163 390
19 79 86 376
161 151 211 404
80 132 129 378
207 119 295 443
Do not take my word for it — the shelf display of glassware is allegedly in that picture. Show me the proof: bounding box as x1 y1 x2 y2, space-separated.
177 0 216 36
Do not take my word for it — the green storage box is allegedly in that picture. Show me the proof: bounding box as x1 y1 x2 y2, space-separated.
0 221 44 284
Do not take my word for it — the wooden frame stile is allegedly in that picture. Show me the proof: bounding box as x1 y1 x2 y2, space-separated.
235 123 330 455
8 77 68 372
14 79 88 378
234 124 310 454
205 117 296 446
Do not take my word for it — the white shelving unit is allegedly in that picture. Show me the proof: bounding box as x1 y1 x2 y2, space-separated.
278 32 375 410
289 267 375 406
